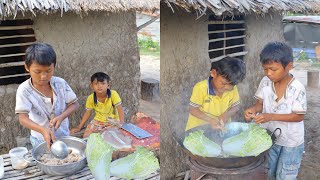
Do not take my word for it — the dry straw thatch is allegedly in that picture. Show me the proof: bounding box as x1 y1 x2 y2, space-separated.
165 0 319 16
0 0 159 19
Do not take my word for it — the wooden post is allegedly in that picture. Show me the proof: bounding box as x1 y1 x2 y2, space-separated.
307 70 319 87
141 78 160 101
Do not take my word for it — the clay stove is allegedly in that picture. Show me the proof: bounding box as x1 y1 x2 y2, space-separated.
187 156 267 180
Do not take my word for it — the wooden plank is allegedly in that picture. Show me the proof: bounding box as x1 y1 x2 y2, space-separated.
175 171 187 178
0 42 34 48
184 170 190 180
208 44 246 52
210 51 248 61
59 167 92 180
223 24 226 55
3 167 43 179
0 154 10 159
0 53 25 58
3 160 12 166
208 20 245 24
3 165 38 174
208 28 246 34
137 14 160 31
209 35 246 43
44 167 91 180
72 174 94 180
5 171 45 180
26 172 64 180
145 171 160 179
147 176 160 180
0 25 33 31
0 61 25 68
0 73 29 79
0 34 35 40
110 170 159 180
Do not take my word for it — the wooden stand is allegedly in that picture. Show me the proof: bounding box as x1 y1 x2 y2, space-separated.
307 70 319 87
141 78 160 101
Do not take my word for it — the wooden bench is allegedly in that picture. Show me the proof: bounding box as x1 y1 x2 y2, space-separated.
0 152 160 179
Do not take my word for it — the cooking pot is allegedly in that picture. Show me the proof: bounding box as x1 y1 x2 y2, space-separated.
177 122 281 168
24 136 87 175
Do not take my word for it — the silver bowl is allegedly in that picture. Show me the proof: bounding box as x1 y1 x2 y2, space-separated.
25 136 87 175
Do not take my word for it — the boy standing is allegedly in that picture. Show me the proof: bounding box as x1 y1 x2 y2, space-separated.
186 57 246 131
244 42 306 180
15 43 79 149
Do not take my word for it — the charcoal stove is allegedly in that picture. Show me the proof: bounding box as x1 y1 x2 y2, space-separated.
177 123 279 180
186 156 267 180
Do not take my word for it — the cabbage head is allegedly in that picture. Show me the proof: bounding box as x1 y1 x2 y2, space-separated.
183 130 221 157
222 124 272 157
110 146 159 179
86 133 115 180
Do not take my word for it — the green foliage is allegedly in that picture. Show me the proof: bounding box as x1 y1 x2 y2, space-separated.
298 51 308 61
138 36 160 56
110 147 159 179
86 133 115 180
183 130 221 157
222 124 272 157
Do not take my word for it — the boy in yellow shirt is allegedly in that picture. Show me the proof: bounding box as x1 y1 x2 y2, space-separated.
186 57 246 131
71 72 124 137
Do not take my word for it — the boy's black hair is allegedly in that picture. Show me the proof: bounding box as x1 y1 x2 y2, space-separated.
91 72 111 105
91 72 110 83
211 57 246 85
260 41 293 68
25 43 56 68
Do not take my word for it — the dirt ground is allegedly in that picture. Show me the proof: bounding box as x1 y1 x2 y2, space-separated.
298 86 320 179
291 63 320 179
138 54 160 122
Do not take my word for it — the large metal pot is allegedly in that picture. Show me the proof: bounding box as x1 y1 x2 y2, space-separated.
24 136 87 175
177 122 281 169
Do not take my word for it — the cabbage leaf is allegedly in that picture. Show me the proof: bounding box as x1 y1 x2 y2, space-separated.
86 133 115 180
110 146 159 179
183 130 221 157
222 124 272 157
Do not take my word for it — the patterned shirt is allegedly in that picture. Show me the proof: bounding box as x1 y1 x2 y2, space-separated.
15 77 78 141
255 76 307 147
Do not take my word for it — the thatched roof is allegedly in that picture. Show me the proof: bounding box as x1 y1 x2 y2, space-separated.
0 0 159 19
165 0 318 16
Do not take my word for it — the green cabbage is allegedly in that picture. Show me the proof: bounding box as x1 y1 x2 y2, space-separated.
222 124 272 157
110 146 159 179
183 130 221 157
86 133 115 180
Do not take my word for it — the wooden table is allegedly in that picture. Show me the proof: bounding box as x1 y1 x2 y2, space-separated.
0 153 160 180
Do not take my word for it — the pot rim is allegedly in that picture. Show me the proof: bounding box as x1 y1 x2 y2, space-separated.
31 136 87 167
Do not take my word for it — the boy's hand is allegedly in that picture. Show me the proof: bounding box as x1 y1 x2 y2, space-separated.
244 108 256 121
209 118 224 130
70 126 81 134
219 113 229 124
253 113 273 124
50 116 64 131
41 127 55 149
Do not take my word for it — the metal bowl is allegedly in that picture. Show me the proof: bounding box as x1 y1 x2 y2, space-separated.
26 136 87 175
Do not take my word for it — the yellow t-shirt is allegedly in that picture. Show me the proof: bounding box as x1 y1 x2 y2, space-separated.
86 90 122 122
185 78 240 131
